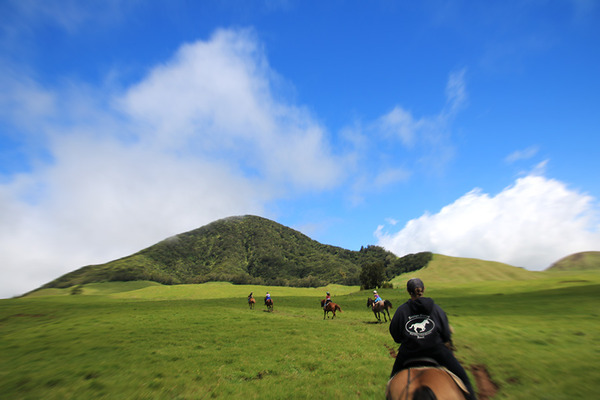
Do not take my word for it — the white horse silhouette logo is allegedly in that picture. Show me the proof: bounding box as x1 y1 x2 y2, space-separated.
409 319 430 333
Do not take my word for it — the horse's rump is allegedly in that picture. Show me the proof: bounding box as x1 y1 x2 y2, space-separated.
386 367 467 400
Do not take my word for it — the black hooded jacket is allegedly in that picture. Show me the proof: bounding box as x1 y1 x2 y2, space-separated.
389 296 451 353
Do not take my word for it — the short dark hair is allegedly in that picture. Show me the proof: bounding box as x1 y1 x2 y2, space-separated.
407 278 425 294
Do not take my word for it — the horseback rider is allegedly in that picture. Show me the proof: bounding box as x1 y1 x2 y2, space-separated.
324 291 332 308
389 278 476 400
248 292 254 302
265 292 271 305
373 290 383 305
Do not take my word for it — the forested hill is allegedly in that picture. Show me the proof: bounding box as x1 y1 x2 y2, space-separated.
40 215 432 290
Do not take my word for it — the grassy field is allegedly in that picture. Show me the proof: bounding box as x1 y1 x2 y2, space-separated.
1 265 599 399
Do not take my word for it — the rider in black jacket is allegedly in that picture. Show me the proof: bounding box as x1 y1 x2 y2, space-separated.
389 278 476 399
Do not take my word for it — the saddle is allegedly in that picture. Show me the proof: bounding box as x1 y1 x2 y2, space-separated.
400 358 469 394
402 357 440 368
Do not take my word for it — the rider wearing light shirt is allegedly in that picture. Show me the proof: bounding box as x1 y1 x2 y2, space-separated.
373 290 383 305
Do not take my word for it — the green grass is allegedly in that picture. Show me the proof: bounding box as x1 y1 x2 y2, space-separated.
547 251 600 271
2 271 599 399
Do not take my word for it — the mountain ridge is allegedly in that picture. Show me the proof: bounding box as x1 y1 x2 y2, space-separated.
39 215 427 290
36 215 596 293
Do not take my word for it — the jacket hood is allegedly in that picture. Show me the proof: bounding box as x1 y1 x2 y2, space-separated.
409 297 435 314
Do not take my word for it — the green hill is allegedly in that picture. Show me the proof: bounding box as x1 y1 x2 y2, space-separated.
546 251 600 271
391 254 540 286
39 215 427 291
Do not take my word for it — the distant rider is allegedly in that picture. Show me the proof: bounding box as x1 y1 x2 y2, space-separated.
324 291 332 308
373 290 383 305
265 292 271 305
389 278 476 399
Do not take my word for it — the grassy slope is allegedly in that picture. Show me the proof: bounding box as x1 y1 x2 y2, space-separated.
547 251 600 271
29 282 360 300
2 267 600 399
391 254 540 286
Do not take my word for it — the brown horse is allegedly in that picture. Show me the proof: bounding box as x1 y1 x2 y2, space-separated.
367 297 393 322
265 298 273 312
386 366 467 400
248 297 255 309
320 299 342 319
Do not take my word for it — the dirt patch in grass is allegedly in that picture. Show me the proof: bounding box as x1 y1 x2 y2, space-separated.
384 344 397 358
470 364 499 400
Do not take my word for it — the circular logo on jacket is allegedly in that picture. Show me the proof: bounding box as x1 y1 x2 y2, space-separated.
405 315 435 338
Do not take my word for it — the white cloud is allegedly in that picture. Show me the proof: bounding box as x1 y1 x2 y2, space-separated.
119 29 344 190
0 29 344 298
373 168 412 188
375 68 466 166
443 68 468 116
2 0 129 34
343 69 467 207
376 174 600 270
505 146 540 163
376 106 422 147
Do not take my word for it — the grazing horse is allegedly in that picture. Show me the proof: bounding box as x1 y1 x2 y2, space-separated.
386 364 468 400
367 297 393 322
320 299 342 319
248 297 256 309
265 298 273 312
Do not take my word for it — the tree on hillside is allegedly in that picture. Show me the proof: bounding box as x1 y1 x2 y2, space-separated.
360 261 386 289
386 251 433 279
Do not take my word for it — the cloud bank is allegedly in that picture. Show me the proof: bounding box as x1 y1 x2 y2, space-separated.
376 173 600 270
0 29 344 298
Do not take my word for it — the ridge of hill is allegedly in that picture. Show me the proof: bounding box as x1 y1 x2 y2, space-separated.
546 251 600 271
391 254 541 286
39 215 430 291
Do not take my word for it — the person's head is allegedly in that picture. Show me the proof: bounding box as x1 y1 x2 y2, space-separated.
373 290 378 295
326 292 330 295
406 278 425 298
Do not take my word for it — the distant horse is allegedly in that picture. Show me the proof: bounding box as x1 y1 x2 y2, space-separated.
320 299 342 319
248 297 256 309
265 298 273 312
386 364 468 400
367 297 393 322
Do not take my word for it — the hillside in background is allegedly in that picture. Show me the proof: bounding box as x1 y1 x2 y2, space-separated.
546 251 600 271
391 254 541 285
39 215 430 291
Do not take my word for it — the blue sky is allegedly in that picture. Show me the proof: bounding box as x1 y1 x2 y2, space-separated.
1 0 599 298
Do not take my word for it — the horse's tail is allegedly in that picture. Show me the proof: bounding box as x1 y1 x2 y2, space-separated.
385 299 393 309
412 386 437 400
336 304 342 312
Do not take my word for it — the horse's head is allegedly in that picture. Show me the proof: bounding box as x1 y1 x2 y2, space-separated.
320 299 325 307
367 298 373 307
